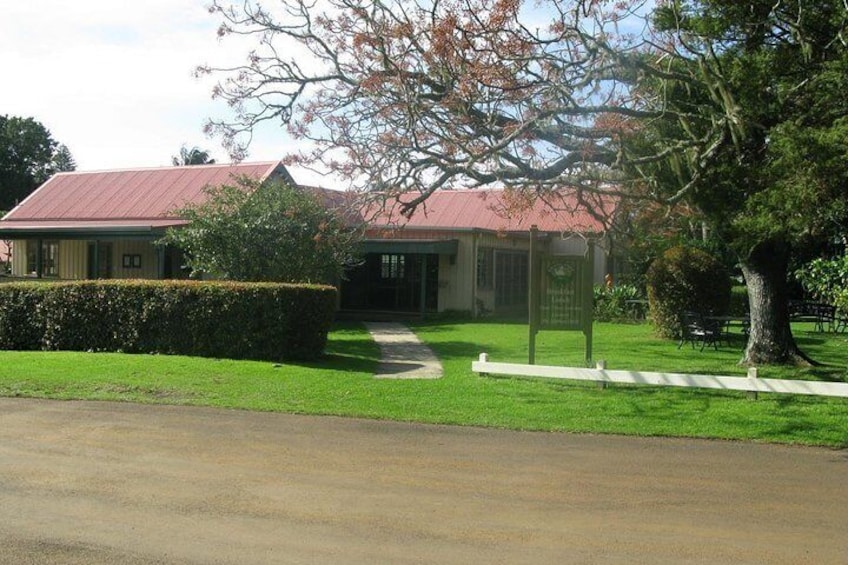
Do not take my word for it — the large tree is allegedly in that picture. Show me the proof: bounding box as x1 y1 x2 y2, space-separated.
0 115 76 210
160 179 362 283
620 1 848 364
202 0 848 364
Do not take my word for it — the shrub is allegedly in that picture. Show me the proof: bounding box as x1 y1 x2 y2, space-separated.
593 284 646 322
835 290 848 314
729 285 749 316
0 280 336 361
0 283 49 350
794 254 848 311
159 179 362 283
646 246 731 338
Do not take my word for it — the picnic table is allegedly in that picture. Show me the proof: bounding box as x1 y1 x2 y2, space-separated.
706 315 750 335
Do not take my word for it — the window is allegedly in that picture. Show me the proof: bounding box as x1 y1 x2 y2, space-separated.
495 251 528 309
122 254 142 269
26 240 59 277
476 247 494 289
380 254 405 279
26 243 36 274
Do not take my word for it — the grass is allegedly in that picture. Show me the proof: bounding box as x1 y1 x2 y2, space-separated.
0 320 846 447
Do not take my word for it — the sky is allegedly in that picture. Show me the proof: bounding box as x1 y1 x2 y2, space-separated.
0 0 320 183
1 1 654 189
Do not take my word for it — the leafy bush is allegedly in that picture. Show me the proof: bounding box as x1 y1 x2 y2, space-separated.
160 179 362 283
593 284 646 322
0 280 336 361
794 254 848 311
646 246 731 338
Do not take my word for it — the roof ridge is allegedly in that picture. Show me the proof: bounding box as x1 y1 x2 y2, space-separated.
51 161 283 176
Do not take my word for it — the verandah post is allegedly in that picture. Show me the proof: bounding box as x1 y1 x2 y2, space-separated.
528 225 539 364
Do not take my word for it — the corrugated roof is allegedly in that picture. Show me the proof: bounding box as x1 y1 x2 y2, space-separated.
367 189 613 234
1 163 613 237
2 161 287 222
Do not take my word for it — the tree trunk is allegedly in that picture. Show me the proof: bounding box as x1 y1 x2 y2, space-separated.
740 240 811 366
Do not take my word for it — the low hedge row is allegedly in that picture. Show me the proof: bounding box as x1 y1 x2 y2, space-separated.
0 280 337 361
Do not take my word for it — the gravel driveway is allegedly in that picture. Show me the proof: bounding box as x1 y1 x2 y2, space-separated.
1 398 846 564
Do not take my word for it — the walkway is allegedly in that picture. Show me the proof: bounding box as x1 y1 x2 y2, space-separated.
364 321 443 379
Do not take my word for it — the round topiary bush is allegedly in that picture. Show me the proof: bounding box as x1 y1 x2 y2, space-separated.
646 246 731 338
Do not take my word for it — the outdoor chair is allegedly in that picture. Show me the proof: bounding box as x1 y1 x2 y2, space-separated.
678 311 722 351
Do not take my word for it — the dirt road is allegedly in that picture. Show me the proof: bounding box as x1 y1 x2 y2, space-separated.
0 398 845 564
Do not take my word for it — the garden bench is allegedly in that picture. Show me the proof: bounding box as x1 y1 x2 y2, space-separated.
789 300 835 332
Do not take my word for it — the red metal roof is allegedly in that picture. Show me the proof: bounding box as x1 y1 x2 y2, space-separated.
366 189 613 234
1 163 612 237
2 161 287 223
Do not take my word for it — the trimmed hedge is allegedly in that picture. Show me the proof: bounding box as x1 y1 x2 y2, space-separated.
0 280 337 361
646 246 731 338
729 285 749 317
0 282 50 350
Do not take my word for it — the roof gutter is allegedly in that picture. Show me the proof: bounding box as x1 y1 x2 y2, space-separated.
0 225 172 240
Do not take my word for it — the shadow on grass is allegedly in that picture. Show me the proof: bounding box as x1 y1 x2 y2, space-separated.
289 345 380 374
307 354 380 374
795 335 829 347
420 340 517 362
410 318 529 332
285 321 381 374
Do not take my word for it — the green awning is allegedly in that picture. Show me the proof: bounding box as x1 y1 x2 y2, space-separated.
361 239 458 255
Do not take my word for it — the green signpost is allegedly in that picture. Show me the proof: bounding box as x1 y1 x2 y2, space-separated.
528 226 595 365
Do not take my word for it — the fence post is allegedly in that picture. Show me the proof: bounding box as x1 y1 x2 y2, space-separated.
747 367 759 400
478 353 489 376
596 360 607 390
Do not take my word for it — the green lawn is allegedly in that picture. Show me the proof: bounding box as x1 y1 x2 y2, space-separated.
0 321 846 447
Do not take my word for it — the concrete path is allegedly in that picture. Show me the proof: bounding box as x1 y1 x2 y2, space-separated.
0 398 846 564
364 321 443 379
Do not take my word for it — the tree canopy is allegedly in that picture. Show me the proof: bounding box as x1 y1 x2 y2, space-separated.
160 179 362 283
621 0 848 363
0 115 76 211
203 0 848 364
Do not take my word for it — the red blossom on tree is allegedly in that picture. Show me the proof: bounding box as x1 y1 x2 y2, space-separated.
202 0 660 216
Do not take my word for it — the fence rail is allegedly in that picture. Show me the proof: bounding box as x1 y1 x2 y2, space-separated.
471 354 848 399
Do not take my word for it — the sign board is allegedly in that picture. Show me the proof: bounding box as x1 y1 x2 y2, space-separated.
539 256 589 330
528 226 594 364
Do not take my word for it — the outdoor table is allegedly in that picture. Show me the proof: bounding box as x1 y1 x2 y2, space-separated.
625 299 649 320
704 315 750 346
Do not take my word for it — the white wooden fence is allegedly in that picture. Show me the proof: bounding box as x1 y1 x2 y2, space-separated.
471 354 848 399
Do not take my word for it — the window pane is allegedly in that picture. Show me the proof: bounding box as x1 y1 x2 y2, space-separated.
477 247 493 289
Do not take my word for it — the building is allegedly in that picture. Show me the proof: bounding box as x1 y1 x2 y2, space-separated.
343 189 612 317
0 162 291 280
0 161 613 318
